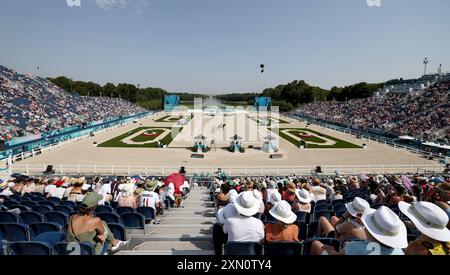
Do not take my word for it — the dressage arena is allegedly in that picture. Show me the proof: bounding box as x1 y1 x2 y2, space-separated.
8 110 440 176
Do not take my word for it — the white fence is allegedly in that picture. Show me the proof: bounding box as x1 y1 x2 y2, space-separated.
8 164 444 177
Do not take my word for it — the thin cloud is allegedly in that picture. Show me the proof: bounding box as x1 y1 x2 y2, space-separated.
90 0 149 13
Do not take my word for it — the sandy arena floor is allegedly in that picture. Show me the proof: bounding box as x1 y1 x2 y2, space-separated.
8 111 440 175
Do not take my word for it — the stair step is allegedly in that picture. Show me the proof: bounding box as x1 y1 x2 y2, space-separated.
134 240 214 251
116 250 215 255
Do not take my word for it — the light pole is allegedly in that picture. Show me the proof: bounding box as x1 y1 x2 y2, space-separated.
423 58 429 76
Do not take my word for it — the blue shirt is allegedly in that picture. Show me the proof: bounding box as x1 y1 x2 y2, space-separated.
345 240 404 255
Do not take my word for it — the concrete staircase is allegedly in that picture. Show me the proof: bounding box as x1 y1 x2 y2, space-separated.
116 187 216 255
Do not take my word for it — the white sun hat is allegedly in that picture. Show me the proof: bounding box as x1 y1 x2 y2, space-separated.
345 197 370 217
253 189 263 201
234 191 260 217
267 191 282 205
228 189 239 203
362 206 408 249
269 200 297 225
399 201 450 242
295 188 311 204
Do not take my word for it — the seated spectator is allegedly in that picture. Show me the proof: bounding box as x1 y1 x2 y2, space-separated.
139 180 160 211
22 177 36 195
66 178 84 202
399 201 450 255
223 191 264 243
44 179 56 196
282 182 297 204
118 184 137 209
0 180 14 197
47 179 68 199
34 177 47 194
265 191 281 213
310 179 327 202
265 200 299 242
156 185 166 211
217 189 239 224
292 188 312 213
67 193 126 255
317 197 370 240
217 183 230 207
330 189 343 202
311 206 407 255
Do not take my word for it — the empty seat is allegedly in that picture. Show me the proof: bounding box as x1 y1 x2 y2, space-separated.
224 242 263 255
264 213 278 224
47 197 61 204
137 207 155 224
332 204 346 214
39 201 58 207
331 199 345 206
60 201 75 209
21 201 38 207
31 192 45 197
3 200 19 208
8 241 53 255
32 232 66 246
19 211 44 225
0 223 30 241
96 212 121 224
29 222 62 238
116 207 135 216
44 212 68 227
295 221 308 241
95 205 113 214
0 211 19 223
264 241 303 255
302 238 341 255
107 223 127 241
54 205 72 215
32 205 53 214
307 221 319 239
315 200 329 207
110 201 118 209
54 242 95 255
313 204 330 213
120 213 145 229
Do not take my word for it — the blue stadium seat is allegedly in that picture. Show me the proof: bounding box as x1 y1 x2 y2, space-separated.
295 221 308 241
0 211 19 223
19 211 44 225
107 223 127 241
47 197 61 204
302 238 341 255
0 223 30 241
31 197 46 203
54 205 72 215
29 222 62 238
313 210 332 222
224 242 263 255
54 242 95 255
95 205 113 214
331 199 345 206
315 200 329 207
60 200 75 209
264 213 278 224
8 241 53 255
21 201 38 207
137 207 155 224
31 192 45 197
294 212 309 223
96 212 121 224
332 204 346 214
110 201 118 209
8 194 22 201
116 207 135 216
39 200 58 207
120 213 145 229
264 241 303 255
44 211 68 227
32 205 53 214
314 204 330 213
307 221 319 239
2 199 19 208
32 232 66 246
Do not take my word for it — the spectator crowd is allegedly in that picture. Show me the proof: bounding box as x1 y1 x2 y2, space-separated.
0 65 146 141
211 172 450 255
290 80 450 144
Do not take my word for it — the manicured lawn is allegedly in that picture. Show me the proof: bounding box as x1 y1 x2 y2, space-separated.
287 130 327 144
130 129 165 142
249 116 290 126
272 128 362 149
98 127 182 148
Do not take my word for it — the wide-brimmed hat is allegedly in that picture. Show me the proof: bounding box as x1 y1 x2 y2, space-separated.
245 180 254 190
144 180 157 191
269 200 297 224
234 191 260 217
267 191 281 205
345 197 370 217
287 182 297 193
399 201 450 242
436 181 450 193
81 193 103 209
295 188 311 204
349 176 359 186
362 206 408 249
0 180 7 190
228 189 239 203
253 189 263 201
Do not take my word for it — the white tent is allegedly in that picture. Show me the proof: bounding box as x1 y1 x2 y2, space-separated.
398 135 416 141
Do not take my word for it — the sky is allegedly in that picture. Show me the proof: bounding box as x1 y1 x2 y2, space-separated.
0 0 449 94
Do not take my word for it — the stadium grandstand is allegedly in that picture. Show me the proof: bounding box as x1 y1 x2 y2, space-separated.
0 65 147 142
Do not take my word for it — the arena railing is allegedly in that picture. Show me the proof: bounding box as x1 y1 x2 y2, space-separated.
7 163 444 177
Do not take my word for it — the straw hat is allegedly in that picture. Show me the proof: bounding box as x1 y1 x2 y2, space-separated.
234 191 260 217
345 197 370 217
362 206 408 249
269 200 297 224
399 201 450 242
295 188 311 204
287 182 297 193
